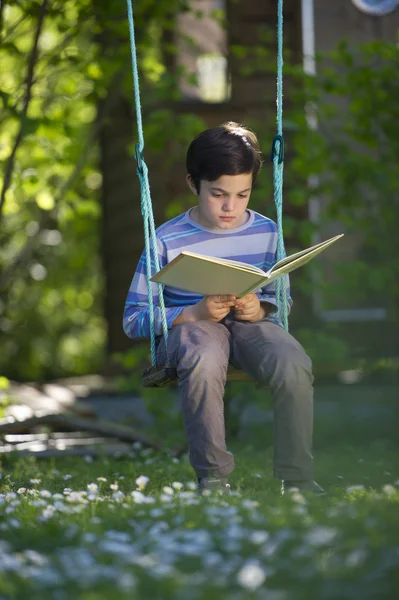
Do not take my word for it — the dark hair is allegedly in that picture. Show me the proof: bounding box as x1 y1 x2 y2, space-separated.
186 121 263 193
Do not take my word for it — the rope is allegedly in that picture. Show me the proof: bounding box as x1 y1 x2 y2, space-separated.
271 0 289 330
127 0 288 351
126 0 170 364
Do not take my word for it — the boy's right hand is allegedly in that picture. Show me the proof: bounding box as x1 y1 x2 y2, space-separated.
194 295 236 322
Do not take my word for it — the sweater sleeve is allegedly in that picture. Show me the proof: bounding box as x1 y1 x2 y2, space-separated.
123 236 185 340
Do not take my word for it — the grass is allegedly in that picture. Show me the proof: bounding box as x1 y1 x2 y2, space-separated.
0 388 399 599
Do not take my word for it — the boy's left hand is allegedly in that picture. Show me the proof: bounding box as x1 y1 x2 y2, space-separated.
233 293 265 322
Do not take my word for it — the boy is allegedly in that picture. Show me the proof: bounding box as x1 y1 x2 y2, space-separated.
123 122 325 496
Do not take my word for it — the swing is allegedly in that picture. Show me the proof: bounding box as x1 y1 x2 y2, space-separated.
126 0 289 388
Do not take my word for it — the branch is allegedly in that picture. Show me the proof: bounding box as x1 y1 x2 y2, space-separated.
1 14 27 44
0 68 128 292
0 0 48 223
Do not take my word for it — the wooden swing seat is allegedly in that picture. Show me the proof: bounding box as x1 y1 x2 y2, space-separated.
142 362 256 388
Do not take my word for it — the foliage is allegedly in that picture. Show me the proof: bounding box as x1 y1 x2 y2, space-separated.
0 0 194 381
289 40 399 322
0 0 109 381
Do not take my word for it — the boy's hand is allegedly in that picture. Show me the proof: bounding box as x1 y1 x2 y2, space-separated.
194 295 236 322
234 293 265 322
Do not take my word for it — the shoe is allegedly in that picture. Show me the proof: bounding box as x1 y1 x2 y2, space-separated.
198 476 231 496
281 480 326 496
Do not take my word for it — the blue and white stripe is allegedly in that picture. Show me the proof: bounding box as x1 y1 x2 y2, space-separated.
123 209 292 339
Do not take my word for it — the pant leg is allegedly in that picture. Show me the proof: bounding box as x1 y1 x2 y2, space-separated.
226 316 314 481
156 321 235 479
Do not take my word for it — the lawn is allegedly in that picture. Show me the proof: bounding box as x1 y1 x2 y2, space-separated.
0 387 399 600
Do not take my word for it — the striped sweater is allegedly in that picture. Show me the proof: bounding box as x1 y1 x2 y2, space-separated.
123 208 292 339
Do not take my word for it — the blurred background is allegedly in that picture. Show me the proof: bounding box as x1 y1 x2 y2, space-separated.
1 0 399 448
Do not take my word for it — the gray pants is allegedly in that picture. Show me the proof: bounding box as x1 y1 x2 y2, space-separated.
156 314 314 481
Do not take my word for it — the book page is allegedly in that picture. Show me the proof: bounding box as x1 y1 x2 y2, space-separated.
181 251 266 276
267 234 344 282
151 252 268 297
268 234 344 275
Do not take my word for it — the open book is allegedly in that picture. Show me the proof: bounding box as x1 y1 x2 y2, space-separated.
151 234 344 297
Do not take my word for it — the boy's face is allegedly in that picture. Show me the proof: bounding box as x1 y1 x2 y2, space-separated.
187 173 253 230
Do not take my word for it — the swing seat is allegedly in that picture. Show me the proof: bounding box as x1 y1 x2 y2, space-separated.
142 362 255 388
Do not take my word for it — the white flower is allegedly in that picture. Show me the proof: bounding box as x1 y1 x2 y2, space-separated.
237 560 267 590
290 492 307 505
52 493 63 501
162 486 174 496
24 549 48 566
346 485 365 494
8 518 21 529
305 526 337 546
112 491 125 502
87 483 98 494
131 491 146 504
30 478 41 485
97 477 107 482
346 549 367 568
242 499 259 509
17 488 26 494
41 506 56 519
40 490 52 498
382 484 396 496
249 531 270 545
110 482 119 491
99 540 132 555
135 475 150 491
105 530 131 543
160 494 173 502
63 474 73 481
172 481 183 491
31 499 47 508
187 482 197 491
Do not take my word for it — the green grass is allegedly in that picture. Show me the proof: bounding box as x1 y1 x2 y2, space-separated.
1 386 399 600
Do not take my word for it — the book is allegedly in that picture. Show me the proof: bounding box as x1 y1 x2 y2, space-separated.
150 233 344 297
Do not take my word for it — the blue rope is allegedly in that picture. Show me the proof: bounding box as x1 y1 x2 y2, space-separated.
126 0 170 364
127 0 288 348
272 0 289 330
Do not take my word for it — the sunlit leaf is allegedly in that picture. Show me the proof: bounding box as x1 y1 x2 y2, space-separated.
36 190 55 211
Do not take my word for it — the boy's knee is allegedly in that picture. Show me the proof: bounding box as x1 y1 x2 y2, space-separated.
184 348 229 379
174 322 230 378
261 342 313 386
